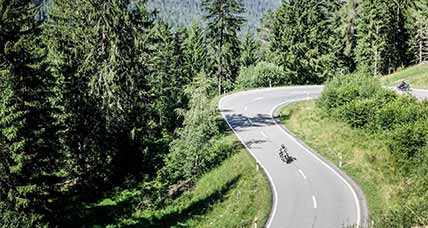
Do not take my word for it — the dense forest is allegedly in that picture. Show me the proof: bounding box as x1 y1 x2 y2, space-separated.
1 0 427 227
147 0 281 31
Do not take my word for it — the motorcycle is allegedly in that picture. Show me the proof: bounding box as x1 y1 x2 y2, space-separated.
397 81 411 92
279 146 296 164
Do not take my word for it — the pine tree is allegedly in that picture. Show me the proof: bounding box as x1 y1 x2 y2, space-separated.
240 32 261 67
0 0 61 223
270 0 344 84
202 0 245 94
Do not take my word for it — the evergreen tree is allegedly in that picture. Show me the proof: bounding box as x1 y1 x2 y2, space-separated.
257 10 275 45
45 0 158 197
355 0 390 75
390 0 413 69
356 0 413 75
0 0 61 223
160 73 219 184
184 21 208 77
141 22 190 171
241 32 261 67
270 0 344 84
202 0 245 94
407 0 428 63
257 10 275 61
337 0 359 72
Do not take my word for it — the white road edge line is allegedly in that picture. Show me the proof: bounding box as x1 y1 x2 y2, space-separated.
298 169 307 180
271 102 361 227
219 97 279 228
312 195 317 209
261 131 268 138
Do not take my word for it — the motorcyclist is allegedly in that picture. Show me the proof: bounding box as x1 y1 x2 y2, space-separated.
397 80 410 91
279 144 290 162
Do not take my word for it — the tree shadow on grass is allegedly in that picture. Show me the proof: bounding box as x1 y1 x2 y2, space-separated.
75 175 241 227
125 175 241 228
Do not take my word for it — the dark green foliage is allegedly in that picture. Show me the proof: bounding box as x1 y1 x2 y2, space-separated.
355 0 413 75
318 73 383 112
45 0 147 195
270 0 345 85
336 0 359 72
0 0 61 223
336 98 380 128
184 22 208 77
318 73 428 226
202 0 246 94
160 74 233 184
147 0 281 32
388 120 428 164
318 73 428 163
406 0 428 64
235 61 291 89
240 32 261 67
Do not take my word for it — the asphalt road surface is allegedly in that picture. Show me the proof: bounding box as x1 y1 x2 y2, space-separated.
219 86 428 228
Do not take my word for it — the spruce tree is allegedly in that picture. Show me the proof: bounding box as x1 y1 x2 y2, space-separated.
45 0 157 195
355 0 390 75
270 0 344 84
337 0 359 72
0 0 61 224
407 0 428 63
202 0 245 94
184 21 208 77
356 0 413 75
240 32 261 67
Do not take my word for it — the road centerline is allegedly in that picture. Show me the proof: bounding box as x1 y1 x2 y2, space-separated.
312 195 317 209
298 169 307 180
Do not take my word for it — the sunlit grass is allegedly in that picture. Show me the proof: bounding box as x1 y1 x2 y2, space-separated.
80 134 272 227
280 101 402 226
381 64 428 89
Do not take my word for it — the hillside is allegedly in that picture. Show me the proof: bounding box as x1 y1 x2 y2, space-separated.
382 64 428 89
147 0 281 31
280 74 428 226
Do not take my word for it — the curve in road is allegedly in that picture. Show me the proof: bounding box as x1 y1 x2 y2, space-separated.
219 86 428 228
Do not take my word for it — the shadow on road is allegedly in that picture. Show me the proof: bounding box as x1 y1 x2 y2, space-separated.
225 113 276 130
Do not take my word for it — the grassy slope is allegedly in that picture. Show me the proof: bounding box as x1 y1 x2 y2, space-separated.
280 101 402 225
381 64 428 89
82 134 272 227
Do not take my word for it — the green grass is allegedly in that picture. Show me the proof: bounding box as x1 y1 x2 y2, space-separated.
280 101 403 226
381 64 428 89
77 134 272 227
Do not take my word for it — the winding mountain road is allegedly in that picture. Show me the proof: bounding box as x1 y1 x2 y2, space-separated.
219 86 428 228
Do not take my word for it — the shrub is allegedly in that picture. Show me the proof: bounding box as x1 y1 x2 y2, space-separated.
374 95 422 131
336 98 380 128
318 71 428 227
235 62 291 89
318 72 384 112
387 120 428 165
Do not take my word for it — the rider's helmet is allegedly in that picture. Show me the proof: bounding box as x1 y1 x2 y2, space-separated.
281 144 286 149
